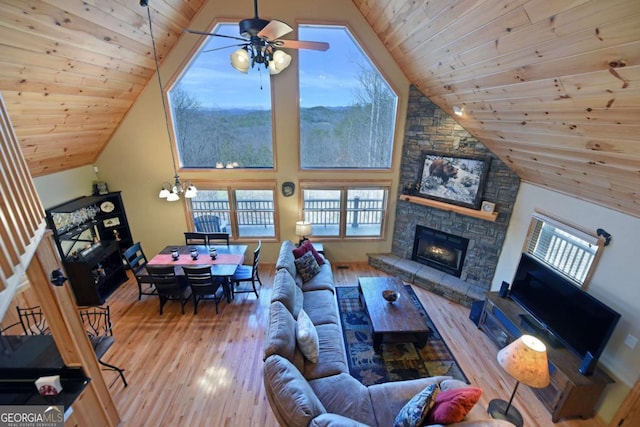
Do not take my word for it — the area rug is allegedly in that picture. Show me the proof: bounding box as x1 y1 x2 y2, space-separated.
336 285 468 386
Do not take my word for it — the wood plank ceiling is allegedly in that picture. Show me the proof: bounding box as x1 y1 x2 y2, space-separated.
0 0 639 218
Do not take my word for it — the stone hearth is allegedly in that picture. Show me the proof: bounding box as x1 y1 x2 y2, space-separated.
368 253 485 307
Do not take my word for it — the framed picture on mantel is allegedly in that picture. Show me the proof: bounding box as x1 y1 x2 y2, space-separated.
416 151 490 210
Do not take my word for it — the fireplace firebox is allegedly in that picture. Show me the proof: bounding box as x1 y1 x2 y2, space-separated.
412 225 469 277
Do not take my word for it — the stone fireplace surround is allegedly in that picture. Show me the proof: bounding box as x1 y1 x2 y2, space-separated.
368 87 520 307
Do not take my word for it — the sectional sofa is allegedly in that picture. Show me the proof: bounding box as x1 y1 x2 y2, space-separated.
262 240 512 426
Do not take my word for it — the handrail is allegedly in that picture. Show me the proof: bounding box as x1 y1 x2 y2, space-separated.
0 93 46 318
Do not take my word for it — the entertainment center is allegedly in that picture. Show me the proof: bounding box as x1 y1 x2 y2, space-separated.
479 253 620 422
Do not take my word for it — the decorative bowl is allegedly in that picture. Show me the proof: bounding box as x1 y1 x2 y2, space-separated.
382 289 400 302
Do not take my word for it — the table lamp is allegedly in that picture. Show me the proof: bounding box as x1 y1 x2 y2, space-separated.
295 221 312 246
488 334 550 427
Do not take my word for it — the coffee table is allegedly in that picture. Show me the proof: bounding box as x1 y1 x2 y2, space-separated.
358 276 430 352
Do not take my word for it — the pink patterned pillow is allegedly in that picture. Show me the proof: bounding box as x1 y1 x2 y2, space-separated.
425 387 482 424
292 241 324 265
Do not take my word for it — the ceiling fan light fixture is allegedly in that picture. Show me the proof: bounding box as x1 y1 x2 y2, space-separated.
269 49 292 75
231 47 250 73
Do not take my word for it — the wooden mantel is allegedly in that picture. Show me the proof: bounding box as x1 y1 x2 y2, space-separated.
399 194 498 222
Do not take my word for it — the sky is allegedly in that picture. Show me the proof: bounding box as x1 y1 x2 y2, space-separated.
174 24 393 110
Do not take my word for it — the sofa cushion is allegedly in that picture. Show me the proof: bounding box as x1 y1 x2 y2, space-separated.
393 383 439 427
276 240 298 279
272 269 303 317
297 309 320 363
301 261 335 293
425 386 482 425
303 290 339 326
303 322 349 380
295 251 322 282
264 301 298 363
309 373 377 426
309 413 370 427
368 376 448 427
263 355 326 426
293 240 325 265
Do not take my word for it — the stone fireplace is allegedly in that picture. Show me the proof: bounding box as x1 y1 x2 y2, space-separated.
367 87 521 305
412 225 468 278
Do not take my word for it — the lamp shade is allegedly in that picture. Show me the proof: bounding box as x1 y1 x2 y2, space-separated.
230 48 250 73
295 221 312 237
497 335 550 388
269 50 292 75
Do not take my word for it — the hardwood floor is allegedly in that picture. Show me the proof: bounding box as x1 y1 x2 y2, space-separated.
104 262 603 426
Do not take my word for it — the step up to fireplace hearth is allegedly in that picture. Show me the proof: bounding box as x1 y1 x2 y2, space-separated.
367 253 486 307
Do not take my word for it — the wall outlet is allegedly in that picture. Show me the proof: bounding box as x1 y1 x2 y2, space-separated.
624 334 637 349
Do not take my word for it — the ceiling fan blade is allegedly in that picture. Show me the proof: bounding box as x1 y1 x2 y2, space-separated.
257 20 292 41
184 28 247 42
202 43 248 54
274 40 330 51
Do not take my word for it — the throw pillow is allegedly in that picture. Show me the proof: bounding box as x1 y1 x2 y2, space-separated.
296 309 319 363
294 251 321 282
392 383 439 427
425 386 482 424
292 240 324 265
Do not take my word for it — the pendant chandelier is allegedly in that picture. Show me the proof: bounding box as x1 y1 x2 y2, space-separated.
142 0 197 202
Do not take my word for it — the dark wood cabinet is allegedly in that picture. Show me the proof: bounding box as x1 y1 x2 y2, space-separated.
479 292 614 422
45 192 132 305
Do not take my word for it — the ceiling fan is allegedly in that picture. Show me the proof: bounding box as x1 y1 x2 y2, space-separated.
185 0 329 75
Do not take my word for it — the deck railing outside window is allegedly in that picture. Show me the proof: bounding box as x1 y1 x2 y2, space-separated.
191 197 385 238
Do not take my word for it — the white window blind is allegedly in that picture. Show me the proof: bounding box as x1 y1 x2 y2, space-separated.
525 212 602 287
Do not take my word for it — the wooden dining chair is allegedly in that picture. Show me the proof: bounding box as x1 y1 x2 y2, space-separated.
16 306 50 335
184 232 208 246
123 242 156 300
146 265 192 315
205 232 230 246
78 305 128 388
231 240 262 299
182 266 225 314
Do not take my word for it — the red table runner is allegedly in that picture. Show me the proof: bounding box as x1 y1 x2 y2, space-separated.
148 253 244 266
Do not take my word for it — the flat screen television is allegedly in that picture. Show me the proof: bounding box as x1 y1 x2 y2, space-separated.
509 253 621 360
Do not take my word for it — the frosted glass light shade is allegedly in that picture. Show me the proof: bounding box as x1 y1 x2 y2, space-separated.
269 50 292 75
230 48 250 73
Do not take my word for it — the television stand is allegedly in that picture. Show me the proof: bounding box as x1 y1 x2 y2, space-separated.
517 314 563 349
479 292 614 422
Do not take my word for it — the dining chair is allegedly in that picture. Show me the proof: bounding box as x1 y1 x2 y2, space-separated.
184 232 208 246
231 240 262 299
78 305 128 388
123 242 156 300
182 266 225 314
146 265 192 315
205 232 230 246
16 306 50 335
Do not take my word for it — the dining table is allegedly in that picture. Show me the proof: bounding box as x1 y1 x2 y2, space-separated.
147 244 248 302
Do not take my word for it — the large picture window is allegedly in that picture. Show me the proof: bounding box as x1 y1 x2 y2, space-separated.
168 23 274 169
298 25 398 169
189 186 277 239
301 185 388 238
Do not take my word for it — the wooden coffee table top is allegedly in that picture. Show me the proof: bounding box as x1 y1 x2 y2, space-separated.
358 276 429 334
